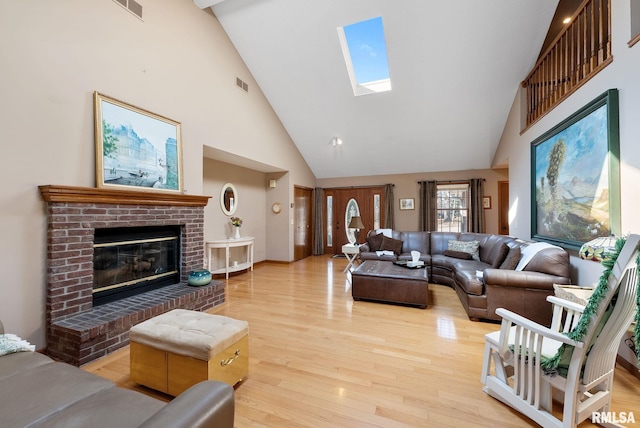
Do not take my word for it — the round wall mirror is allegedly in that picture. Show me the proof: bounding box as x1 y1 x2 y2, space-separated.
220 183 238 216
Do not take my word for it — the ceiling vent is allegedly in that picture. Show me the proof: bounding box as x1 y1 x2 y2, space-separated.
113 0 143 20
236 77 249 93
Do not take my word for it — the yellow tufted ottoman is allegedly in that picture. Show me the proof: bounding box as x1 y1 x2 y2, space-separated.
129 309 248 396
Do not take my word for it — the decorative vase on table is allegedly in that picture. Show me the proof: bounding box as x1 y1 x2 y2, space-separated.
230 216 243 239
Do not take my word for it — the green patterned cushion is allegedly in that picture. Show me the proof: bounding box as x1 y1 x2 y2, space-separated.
447 240 480 261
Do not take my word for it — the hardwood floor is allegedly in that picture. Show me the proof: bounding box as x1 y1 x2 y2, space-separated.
82 256 640 427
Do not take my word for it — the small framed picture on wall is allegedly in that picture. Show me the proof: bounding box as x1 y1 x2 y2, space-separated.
399 198 415 210
482 196 492 209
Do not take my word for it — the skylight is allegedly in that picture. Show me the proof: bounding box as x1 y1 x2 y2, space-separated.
338 16 391 96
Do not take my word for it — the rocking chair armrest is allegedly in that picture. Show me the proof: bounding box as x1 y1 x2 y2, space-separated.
546 295 585 314
495 308 583 348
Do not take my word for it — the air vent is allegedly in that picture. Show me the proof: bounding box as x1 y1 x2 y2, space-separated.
236 77 249 93
113 0 143 20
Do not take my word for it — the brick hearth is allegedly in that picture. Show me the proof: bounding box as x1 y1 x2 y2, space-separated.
39 185 222 366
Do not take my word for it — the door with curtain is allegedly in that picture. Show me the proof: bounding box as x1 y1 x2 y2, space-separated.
294 186 313 261
323 186 385 255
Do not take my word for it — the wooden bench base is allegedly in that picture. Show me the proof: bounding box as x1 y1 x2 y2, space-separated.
130 334 248 396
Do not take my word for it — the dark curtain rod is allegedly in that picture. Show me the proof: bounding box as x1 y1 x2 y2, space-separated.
417 179 485 184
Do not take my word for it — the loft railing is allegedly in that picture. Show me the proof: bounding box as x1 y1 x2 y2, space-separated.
522 0 612 128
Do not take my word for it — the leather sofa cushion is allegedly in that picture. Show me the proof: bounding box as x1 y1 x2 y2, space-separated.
360 251 397 261
453 260 489 296
0 351 53 381
36 386 166 427
0 361 115 427
492 243 510 268
523 247 570 277
444 250 473 260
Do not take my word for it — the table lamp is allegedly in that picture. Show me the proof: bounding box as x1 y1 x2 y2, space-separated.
348 216 365 245
579 235 617 262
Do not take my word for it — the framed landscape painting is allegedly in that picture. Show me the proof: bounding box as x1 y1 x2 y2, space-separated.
94 92 183 193
531 89 620 249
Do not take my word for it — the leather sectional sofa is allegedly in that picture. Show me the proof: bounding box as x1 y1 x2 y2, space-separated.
359 230 571 325
0 322 234 428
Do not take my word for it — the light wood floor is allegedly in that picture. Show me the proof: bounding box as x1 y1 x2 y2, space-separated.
82 256 640 427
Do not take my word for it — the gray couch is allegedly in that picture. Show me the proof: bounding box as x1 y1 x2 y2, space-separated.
0 321 235 428
359 231 571 325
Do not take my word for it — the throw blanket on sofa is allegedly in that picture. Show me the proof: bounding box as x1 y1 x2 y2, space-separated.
0 334 35 356
515 242 561 271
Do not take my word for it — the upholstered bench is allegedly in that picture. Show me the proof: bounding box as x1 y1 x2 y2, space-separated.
351 260 429 309
129 309 248 396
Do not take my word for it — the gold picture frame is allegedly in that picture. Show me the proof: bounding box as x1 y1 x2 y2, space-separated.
94 92 183 193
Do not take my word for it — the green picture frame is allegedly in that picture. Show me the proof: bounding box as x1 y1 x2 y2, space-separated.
531 89 620 250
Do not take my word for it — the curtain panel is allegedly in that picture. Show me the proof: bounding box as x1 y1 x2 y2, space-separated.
418 181 438 231
469 178 485 233
383 184 395 229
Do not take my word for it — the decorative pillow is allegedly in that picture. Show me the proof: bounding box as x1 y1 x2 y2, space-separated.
366 233 385 252
381 236 403 255
0 334 35 357
447 240 480 261
444 250 473 260
500 247 522 270
492 243 511 268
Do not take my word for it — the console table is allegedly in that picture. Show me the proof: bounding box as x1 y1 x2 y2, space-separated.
206 237 254 279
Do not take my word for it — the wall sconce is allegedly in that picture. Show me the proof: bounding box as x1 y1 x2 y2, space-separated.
332 137 343 146
268 179 276 188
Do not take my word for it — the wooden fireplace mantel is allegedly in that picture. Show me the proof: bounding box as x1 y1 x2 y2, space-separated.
39 185 211 207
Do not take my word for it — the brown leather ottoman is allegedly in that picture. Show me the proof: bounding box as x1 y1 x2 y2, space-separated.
351 260 429 308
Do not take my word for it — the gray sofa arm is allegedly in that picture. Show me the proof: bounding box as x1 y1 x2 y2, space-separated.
139 380 235 428
483 268 570 290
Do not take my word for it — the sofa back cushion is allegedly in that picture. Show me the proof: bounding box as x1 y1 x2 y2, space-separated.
399 231 431 255
431 232 460 254
522 246 570 277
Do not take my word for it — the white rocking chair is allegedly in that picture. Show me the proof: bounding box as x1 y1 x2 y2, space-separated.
481 234 640 428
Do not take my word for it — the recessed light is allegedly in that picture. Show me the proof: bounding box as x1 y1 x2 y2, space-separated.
332 137 343 146
563 17 571 24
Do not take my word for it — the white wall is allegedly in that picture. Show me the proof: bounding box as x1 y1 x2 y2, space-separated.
493 0 640 285
0 0 314 346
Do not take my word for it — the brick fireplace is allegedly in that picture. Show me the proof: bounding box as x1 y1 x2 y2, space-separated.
39 185 224 366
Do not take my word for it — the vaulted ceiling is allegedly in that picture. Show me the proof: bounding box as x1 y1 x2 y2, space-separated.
196 0 560 179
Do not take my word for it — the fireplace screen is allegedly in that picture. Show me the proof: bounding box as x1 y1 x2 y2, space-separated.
93 226 180 305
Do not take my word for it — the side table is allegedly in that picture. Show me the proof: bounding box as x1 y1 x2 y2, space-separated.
342 243 361 273
206 237 254 279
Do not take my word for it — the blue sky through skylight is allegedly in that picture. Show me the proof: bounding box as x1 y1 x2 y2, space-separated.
343 16 390 85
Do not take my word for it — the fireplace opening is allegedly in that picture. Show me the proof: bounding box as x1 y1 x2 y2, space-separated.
93 225 181 306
